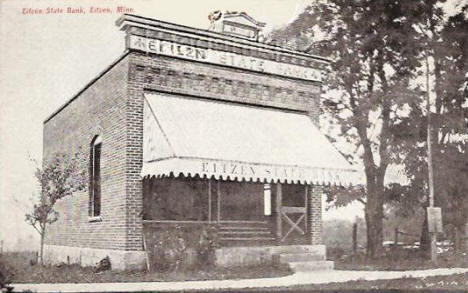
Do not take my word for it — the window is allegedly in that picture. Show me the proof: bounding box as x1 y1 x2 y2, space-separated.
89 136 102 218
264 184 271 216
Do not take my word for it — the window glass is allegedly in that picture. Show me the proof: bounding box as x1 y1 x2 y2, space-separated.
89 137 102 217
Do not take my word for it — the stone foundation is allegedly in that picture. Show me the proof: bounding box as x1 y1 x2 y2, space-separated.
43 244 146 271
44 244 327 270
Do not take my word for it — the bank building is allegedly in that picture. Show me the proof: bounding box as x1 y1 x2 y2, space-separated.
42 12 360 270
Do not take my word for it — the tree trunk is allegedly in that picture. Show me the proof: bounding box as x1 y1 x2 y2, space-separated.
365 197 384 258
364 209 371 257
40 233 44 265
365 181 384 258
420 208 431 254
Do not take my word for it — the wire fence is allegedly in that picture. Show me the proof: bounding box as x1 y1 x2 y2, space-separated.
391 228 468 251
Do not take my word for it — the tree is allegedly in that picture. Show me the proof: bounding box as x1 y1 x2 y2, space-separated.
428 3 467 251
25 152 86 264
392 2 468 252
270 0 424 258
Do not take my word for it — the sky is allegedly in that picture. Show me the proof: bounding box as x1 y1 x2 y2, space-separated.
0 0 370 251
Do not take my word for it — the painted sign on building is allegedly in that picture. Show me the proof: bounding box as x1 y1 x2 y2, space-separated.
128 35 322 82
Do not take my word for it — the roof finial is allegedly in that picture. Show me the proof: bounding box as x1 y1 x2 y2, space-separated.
207 10 265 41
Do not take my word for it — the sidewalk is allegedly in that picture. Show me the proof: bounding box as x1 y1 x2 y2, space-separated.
11 268 468 292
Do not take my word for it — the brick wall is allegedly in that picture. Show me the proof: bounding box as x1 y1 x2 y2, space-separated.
128 52 321 122
309 185 323 245
43 55 130 251
125 57 145 251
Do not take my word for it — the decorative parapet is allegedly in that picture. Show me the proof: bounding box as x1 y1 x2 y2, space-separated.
117 14 329 82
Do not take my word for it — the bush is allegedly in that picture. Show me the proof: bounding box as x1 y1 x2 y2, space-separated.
0 254 15 289
147 224 219 272
151 226 187 272
196 225 218 267
327 246 347 260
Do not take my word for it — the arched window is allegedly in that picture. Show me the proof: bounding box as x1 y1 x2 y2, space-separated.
89 136 102 217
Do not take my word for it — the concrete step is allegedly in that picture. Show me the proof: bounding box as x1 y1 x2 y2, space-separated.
220 226 270 231
272 252 325 264
220 237 276 241
288 260 334 272
218 221 275 247
218 221 269 227
219 231 271 235
218 237 276 247
269 245 326 255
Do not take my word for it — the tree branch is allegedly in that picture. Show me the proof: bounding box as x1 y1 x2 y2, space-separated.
357 198 367 205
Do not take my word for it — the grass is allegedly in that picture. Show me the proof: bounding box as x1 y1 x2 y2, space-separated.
332 247 468 271
2 248 467 289
246 272 468 291
0 251 292 284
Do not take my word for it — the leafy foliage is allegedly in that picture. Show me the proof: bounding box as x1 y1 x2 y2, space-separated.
25 152 87 264
149 224 219 272
0 254 15 289
151 227 187 272
324 185 366 208
196 225 218 267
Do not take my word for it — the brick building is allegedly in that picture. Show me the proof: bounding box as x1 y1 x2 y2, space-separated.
42 12 359 270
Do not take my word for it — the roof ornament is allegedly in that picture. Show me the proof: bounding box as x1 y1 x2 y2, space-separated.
207 10 266 41
208 10 222 23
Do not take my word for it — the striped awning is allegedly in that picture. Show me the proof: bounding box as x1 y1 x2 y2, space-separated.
142 93 361 186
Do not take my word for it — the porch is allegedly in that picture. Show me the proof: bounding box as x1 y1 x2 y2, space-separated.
142 175 329 268
142 175 324 247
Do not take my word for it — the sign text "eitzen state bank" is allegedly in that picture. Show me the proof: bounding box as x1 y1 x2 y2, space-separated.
128 35 322 82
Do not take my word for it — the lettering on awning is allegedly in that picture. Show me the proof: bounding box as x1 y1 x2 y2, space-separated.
201 161 305 180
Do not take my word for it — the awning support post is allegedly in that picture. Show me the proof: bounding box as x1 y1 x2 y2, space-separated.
217 180 221 223
208 179 212 222
276 183 282 240
304 185 308 232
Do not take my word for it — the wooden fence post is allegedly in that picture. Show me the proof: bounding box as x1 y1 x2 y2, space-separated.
465 223 468 252
394 227 399 246
352 220 358 254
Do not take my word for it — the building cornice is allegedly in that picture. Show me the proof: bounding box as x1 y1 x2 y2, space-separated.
116 14 330 68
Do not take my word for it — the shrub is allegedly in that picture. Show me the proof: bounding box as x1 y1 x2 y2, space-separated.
151 226 187 272
0 254 15 289
196 225 218 267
